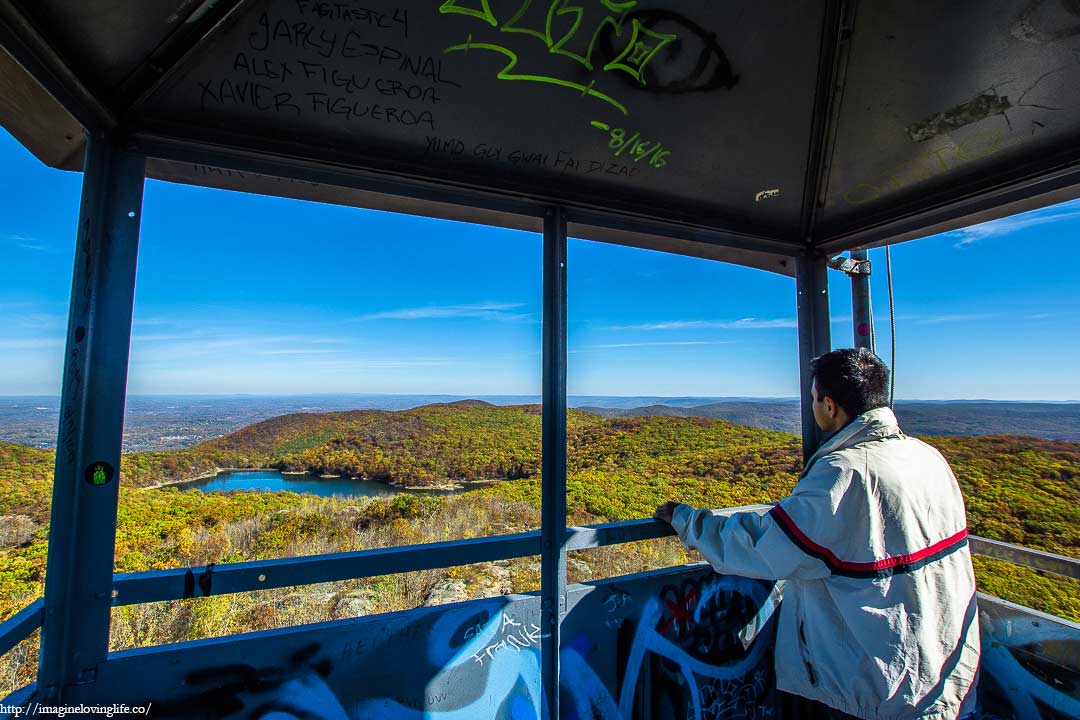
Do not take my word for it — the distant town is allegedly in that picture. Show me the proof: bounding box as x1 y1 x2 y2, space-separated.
2 394 1079 452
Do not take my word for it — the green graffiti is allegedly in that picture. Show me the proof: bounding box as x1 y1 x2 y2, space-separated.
593 121 671 167
501 0 552 44
440 0 497 27
602 18 676 85
443 0 679 118
445 36 629 115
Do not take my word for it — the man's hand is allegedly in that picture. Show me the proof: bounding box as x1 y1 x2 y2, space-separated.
653 501 680 525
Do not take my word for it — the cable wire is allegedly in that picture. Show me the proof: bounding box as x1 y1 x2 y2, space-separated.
885 245 896 408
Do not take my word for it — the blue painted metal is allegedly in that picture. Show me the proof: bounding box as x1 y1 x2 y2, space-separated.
70 565 782 718
36 132 145 703
795 252 832 461
15 565 1078 720
0 599 42 657
112 531 543 606
541 205 568 720
977 593 1080 719
100 512 1073 605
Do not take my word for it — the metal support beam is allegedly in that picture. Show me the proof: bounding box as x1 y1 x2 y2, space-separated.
796 252 832 461
798 0 852 240
37 132 145 703
134 129 802 258
540 206 568 720
849 250 873 350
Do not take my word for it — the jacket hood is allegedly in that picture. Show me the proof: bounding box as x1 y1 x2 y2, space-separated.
802 406 903 477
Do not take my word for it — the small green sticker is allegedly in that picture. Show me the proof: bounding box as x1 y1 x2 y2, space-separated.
84 461 114 486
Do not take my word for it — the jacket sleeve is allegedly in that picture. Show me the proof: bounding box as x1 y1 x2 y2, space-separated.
669 456 854 581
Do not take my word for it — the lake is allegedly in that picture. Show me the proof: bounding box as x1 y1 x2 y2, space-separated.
176 469 468 498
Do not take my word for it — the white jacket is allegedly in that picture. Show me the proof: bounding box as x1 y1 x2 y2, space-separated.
671 406 981 719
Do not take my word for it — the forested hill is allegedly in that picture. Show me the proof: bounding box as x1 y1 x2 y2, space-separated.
577 400 1080 441
103 402 1080 558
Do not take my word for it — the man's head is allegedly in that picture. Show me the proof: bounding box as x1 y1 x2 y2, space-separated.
810 347 890 434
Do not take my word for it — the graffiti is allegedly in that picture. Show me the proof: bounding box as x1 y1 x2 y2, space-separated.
595 9 739 94
423 135 642 176
553 575 776 720
656 578 768 667
354 605 542 719
151 643 350 719
440 0 725 120
697 672 771 720
473 614 545 665
294 1 410 37
602 587 633 628
754 189 779 202
591 121 671 167
443 34 630 114
441 0 676 83
16 568 1078 720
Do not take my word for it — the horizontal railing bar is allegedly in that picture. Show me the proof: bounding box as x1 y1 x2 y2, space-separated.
108 513 1078 606
969 536 1079 580
565 518 674 550
110 519 680 605
112 530 542 606
0 598 43 656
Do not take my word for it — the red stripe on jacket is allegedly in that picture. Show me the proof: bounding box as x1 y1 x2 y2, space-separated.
771 505 969 572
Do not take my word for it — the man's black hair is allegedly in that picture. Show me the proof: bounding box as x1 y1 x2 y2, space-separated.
810 347 890 417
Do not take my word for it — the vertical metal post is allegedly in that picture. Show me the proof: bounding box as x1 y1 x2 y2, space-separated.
37 132 145 703
796 251 832 462
540 206 567 720
850 250 873 350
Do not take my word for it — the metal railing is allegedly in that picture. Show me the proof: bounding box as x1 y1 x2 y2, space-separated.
1 513 1077 657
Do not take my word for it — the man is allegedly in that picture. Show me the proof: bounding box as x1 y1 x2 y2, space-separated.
654 348 980 719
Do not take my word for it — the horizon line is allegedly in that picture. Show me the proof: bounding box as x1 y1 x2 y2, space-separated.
2 393 1079 404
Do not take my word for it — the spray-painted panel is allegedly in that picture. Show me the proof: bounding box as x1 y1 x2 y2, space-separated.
9 571 1077 718
72 566 779 719
977 595 1080 720
135 0 823 233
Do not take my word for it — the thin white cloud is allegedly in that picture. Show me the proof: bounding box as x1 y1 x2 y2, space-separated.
353 302 530 322
255 349 346 356
945 201 1080 247
0 337 65 350
894 313 996 325
132 332 348 345
608 317 798 331
4 234 49 252
573 340 734 351
300 358 456 369
10 312 65 329
917 313 995 325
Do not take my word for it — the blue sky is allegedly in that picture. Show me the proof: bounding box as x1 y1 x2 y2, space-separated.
1 127 1077 400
